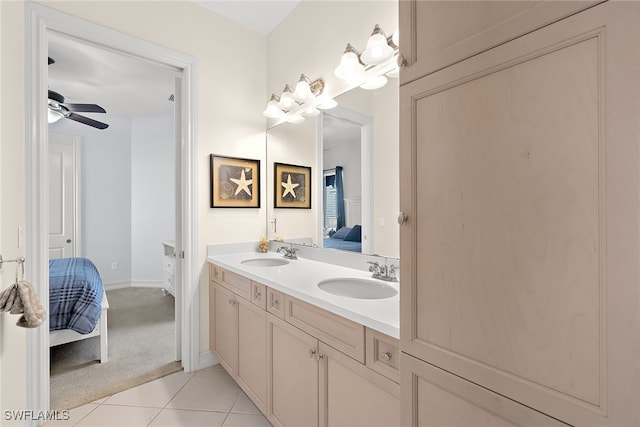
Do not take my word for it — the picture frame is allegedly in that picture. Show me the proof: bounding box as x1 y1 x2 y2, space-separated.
274 162 311 209
210 154 260 208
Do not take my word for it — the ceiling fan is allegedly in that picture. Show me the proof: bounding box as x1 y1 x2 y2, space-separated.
47 57 109 130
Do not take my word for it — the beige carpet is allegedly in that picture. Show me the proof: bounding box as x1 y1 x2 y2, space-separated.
50 287 182 410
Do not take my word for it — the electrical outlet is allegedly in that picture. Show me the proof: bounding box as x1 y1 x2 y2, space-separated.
111 262 118 270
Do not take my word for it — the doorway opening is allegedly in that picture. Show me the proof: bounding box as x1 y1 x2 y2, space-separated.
26 2 199 414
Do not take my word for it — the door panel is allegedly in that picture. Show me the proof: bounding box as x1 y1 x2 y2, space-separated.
48 133 80 259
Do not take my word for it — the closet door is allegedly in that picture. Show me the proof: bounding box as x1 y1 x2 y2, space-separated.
400 2 640 425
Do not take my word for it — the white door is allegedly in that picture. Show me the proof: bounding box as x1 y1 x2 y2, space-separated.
49 133 81 259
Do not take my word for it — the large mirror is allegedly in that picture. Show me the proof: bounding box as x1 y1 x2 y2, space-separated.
266 80 398 258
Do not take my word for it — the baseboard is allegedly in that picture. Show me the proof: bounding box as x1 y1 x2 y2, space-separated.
103 281 131 291
198 351 218 370
103 281 165 291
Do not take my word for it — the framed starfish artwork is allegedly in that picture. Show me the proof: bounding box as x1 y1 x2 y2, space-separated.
210 154 260 208
274 162 311 209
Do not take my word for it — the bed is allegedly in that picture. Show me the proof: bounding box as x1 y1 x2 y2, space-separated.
323 225 362 252
49 257 109 363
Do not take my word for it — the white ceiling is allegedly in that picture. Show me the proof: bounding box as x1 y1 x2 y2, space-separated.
47 1 299 119
196 0 299 35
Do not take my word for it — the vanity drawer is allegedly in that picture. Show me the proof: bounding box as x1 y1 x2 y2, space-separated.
219 268 252 301
285 295 365 363
267 288 285 319
251 281 267 310
366 328 400 383
209 263 221 285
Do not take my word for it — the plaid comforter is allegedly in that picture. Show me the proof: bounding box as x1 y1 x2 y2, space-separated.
49 257 104 334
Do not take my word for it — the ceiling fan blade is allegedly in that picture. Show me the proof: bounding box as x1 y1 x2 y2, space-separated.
63 103 107 113
67 113 109 130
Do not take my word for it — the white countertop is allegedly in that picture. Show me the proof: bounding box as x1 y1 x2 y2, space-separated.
207 251 399 339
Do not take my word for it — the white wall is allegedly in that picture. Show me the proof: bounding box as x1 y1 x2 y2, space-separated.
0 1 27 419
131 115 174 283
0 0 267 413
50 115 134 284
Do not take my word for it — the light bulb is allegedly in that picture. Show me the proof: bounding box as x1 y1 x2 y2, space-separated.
48 109 63 124
334 44 365 83
392 28 399 47
278 85 295 110
263 94 284 119
294 74 313 102
361 25 394 65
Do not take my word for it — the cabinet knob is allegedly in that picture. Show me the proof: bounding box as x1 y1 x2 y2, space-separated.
380 352 392 362
397 212 408 225
309 349 317 359
228 298 235 306
66 239 72 243
255 289 262 299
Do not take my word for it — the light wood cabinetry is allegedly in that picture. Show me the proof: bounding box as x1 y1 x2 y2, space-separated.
209 262 400 426
267 314 319 427
400 2 640 426
209 267 267 412
320 342 400 427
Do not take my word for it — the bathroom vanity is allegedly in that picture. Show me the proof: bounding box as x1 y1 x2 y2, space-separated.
208 250 400 427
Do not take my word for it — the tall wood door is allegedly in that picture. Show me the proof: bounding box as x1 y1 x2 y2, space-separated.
237 296 267 413
211 283 237 376
48 133 80 259
267 314 318 427
400 2 640 426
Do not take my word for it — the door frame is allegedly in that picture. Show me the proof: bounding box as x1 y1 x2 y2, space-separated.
25 1 200 415
317 107 374 253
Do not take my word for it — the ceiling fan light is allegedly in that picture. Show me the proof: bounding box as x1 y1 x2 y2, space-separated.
360 75 388 90
361 25 394 65
48 109 64 124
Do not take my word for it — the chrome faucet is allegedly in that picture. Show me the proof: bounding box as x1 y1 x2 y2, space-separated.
277 245 297 260
367 261 398 282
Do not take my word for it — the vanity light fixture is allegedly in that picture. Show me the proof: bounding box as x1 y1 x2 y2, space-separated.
263 94 285 119
334 24 402 90
264 75 336 124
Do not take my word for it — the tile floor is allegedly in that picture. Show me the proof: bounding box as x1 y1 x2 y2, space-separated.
47 365 272 427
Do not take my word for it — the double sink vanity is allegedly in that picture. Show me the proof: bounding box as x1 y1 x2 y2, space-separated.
208 242 400 427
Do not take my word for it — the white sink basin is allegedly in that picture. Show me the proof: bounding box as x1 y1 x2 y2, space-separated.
317 278 398 299
241 258 290 267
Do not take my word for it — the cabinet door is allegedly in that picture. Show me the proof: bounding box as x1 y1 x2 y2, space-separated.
237 296 267 413
267 314 318 427
401 353 566 427
319 342 400 427
211 283 237 376
399 0 600 84
400 3 640 425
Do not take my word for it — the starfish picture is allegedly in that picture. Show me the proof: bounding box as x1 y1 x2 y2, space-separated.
230 169 253 197
281 174 300 198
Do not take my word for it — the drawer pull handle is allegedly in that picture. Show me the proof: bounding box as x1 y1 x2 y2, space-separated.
255 289 262 299
380 352 392 362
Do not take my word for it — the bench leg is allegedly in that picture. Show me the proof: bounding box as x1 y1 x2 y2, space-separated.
100 310 108 363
